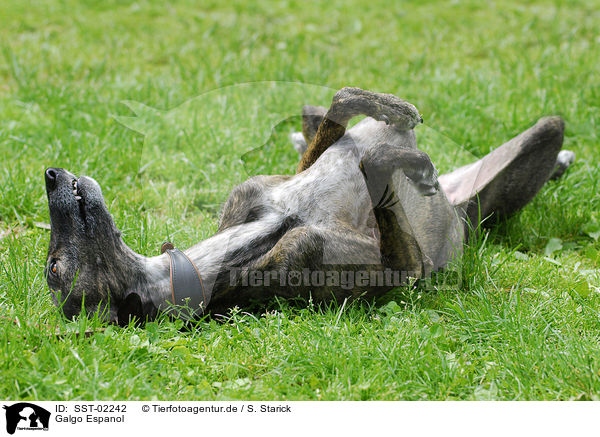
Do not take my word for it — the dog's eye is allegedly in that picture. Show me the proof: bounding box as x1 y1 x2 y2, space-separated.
49 261 58 277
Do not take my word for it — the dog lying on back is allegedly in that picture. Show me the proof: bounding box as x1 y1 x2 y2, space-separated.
44 87 573 323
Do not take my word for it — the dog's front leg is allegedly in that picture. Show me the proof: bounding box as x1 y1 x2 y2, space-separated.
360 144 440 277
297 87 423 172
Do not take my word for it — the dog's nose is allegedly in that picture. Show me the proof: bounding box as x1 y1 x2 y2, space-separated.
45 167 60 191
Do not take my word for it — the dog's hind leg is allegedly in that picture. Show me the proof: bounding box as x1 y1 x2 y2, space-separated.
290 105 327 156
296 87 423 173
438 116 573 230
302 105 327 146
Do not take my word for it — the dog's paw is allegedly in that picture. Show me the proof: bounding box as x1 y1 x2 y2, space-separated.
361 145 439 206
290 131 307 155
405 172 440 196
402 155 440 197
371 94 423 130
549 149 575 180
332 87 423 130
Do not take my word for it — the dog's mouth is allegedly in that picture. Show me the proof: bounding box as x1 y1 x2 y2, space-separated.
72 178 82 201
71 178 87 220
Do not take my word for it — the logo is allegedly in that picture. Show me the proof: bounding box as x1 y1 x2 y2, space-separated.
3 403 50 435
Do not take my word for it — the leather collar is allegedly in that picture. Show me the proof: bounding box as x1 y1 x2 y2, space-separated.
161 242 210 320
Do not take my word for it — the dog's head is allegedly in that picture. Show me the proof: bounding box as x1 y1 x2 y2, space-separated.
44 168 141 322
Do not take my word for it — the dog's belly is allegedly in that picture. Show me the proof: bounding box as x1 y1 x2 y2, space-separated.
269 118 464 271
269 145 374 234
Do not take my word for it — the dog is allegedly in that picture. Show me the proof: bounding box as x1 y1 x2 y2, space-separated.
44 87 574 324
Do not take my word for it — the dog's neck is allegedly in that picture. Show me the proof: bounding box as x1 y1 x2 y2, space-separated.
134 241 224 316
129 218 281 316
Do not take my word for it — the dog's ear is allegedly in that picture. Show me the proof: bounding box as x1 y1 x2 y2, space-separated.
117 292 144 327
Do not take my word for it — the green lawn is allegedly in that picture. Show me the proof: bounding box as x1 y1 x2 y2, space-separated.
1 0 600 400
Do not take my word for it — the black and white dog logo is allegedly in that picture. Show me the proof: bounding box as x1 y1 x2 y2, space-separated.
3 403 50 434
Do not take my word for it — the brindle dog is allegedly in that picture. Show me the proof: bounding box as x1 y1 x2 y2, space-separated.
44 87 574 324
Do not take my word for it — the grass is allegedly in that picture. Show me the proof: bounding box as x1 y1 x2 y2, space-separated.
1 0 600 400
